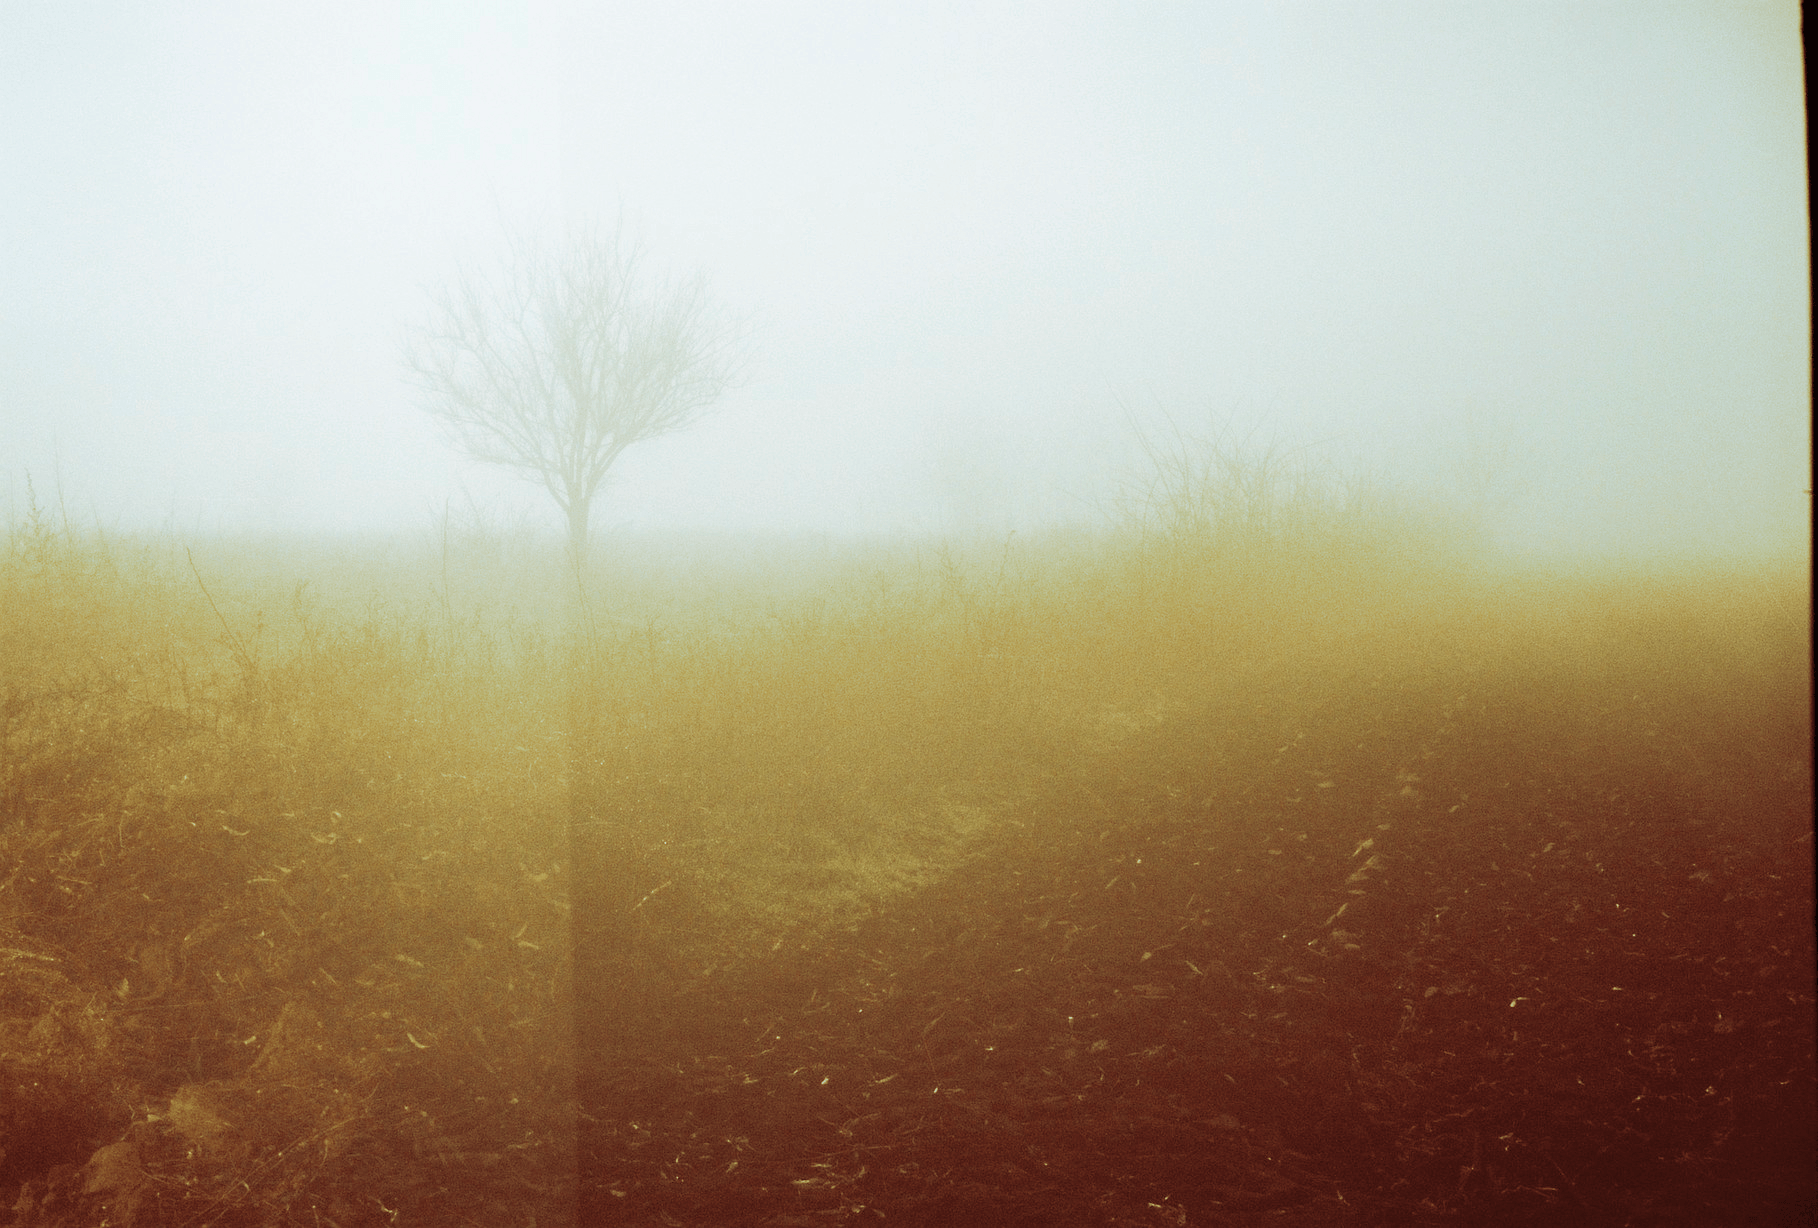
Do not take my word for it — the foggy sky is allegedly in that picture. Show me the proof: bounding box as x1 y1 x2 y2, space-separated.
1 2 1808 558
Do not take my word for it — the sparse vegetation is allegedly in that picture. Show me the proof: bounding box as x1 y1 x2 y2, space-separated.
1 447 1810 1226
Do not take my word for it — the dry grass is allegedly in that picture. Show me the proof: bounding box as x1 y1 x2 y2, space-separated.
0 445 1807 1226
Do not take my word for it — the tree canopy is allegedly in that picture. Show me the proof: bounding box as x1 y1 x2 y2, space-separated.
405 223 745 558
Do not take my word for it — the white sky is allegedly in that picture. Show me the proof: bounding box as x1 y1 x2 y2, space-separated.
1 1 1808 557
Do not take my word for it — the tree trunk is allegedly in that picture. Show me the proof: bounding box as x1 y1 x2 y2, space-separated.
566 491 591 569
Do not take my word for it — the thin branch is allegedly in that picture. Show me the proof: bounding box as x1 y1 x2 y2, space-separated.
403 220 746 555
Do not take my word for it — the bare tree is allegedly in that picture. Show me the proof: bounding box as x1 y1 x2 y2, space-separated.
404 221 745 562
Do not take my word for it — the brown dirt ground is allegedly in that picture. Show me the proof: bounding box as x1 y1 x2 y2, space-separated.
563 665 1814 1226
3 617 1811 1227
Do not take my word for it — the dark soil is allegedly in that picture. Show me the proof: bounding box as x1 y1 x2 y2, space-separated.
567 662 1815 1226
3 597 1811 1227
